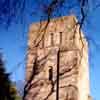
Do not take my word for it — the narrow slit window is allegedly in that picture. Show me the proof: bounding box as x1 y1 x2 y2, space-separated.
60 32 62 44
49 66 53 81
51 33 54 46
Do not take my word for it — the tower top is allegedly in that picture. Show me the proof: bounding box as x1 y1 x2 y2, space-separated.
28 15 87 51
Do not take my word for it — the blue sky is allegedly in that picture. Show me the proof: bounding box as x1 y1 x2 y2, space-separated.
0 0 100 100
0 23 27 81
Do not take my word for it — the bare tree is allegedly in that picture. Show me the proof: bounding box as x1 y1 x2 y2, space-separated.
0 0 99 100
22 0 97 100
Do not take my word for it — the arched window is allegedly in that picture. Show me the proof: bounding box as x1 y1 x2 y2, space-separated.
48 66 53 81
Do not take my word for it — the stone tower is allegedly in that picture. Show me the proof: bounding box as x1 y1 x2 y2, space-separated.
26 16 90 100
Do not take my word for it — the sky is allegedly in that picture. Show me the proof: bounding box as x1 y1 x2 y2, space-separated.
0 0 100 100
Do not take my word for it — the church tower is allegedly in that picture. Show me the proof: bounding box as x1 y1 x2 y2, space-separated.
26 16 90 100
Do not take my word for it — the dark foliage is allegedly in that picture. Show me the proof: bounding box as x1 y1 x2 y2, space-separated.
0 53 18 100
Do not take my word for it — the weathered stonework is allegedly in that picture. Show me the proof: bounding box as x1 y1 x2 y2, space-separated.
26 16 90 100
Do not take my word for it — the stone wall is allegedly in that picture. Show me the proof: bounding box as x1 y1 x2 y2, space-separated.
26 16 90 100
